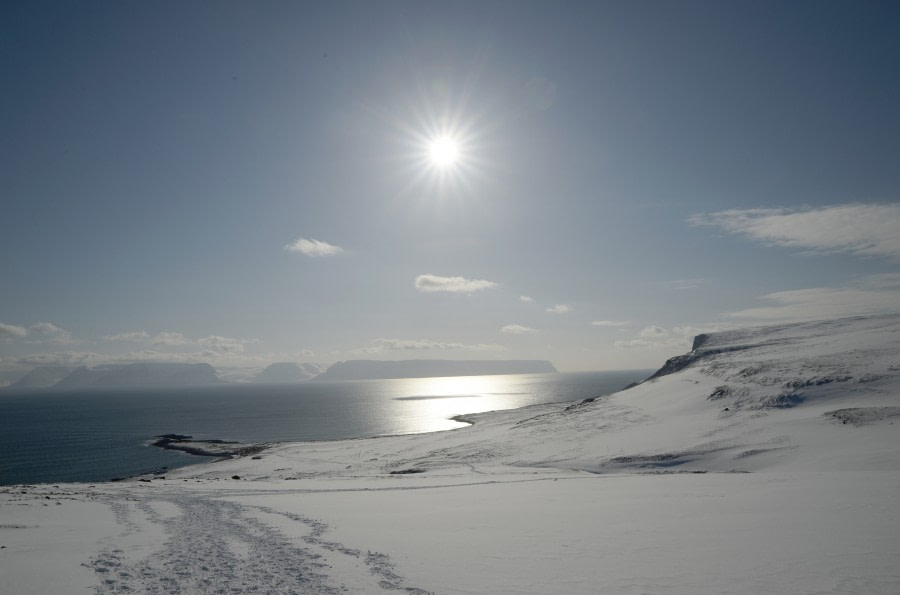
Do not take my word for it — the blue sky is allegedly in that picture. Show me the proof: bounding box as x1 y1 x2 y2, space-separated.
2 0 899 381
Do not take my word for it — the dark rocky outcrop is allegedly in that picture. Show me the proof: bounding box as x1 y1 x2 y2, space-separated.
151 434 267 458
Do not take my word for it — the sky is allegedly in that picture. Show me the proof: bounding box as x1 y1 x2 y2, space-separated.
2 0 899 383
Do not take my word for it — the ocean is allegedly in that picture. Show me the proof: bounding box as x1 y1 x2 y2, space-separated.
0 370 649 485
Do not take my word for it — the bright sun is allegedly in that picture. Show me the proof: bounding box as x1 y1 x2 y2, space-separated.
428 136 460 167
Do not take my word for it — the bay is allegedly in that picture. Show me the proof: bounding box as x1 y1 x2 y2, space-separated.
0 370 649 485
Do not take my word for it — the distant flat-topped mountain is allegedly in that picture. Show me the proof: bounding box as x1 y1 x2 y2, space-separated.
314 359 558 381
7 365 75 389
252 362 323 383
53 363 222 389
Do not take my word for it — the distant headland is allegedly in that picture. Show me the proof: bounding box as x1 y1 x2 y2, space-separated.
5 359 558 390
313 359 558 381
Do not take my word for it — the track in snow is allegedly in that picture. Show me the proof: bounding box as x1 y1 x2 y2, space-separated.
86 489 431 594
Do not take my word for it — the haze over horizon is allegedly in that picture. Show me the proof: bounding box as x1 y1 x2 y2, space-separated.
2 1 899 384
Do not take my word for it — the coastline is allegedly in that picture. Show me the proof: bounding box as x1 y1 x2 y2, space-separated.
1 371 645 486
2 317 900 592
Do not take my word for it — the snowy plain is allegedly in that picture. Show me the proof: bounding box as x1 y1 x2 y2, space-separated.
2 314 899 593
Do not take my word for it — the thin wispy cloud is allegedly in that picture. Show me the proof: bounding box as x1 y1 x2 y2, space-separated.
857 272 900 290
151 332 191 346
197 335 246 354
28 322 74 345
284 237 344 257
102 330 258 353
546 304 571 314
17 351 106 366
501 324 536 334
1 321 74 344
591 320 630 327
103 331 152 342
15 345 283 368
615 324 737 351
725 287 900 320
639 325 668 338
362 338 505 353
520 296 534 303
415 274 498 293
689 203 900 261
0 322 28 340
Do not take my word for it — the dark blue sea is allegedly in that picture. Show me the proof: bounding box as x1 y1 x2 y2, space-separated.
0 371 648 485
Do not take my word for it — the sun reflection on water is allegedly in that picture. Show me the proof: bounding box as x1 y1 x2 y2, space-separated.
386 375 532 435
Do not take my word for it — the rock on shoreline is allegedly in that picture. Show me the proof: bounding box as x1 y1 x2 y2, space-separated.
151 434 268 459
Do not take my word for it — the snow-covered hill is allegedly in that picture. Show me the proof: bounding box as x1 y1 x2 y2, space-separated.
3 314 899 594
200 314 900 479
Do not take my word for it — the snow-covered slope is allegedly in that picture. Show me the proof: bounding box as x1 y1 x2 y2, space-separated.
199 314 900 480
2 314 899 594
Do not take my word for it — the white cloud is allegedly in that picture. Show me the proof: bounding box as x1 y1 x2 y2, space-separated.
591 320 630 327
102 331 152 342
415 274 498 293
17 351 106 366
501 324 536 334
197 335 246 354
103 329 261 354
31 323 75 345
0 322 28 339
29 322 63 335
725 287 900 320
639 325 669 338
12 345 308 371
363 338 506 353
546 304 572 314
689 203 900 261
0 321 75 344
151 332 191 346
520 296 534 303
284 237 344 257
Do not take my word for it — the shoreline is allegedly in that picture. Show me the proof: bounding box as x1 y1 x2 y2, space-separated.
1 370 644 486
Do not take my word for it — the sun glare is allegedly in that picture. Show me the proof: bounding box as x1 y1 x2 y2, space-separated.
428 136 460 167
399 115 481 197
